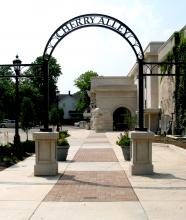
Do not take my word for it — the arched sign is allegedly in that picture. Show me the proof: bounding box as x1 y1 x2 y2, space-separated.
43 13 144 61
42 13 145 131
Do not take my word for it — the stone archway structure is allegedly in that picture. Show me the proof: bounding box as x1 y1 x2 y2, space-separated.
42 13 145 130
89 76 137 131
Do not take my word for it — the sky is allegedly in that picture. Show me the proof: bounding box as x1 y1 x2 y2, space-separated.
0 0 185 94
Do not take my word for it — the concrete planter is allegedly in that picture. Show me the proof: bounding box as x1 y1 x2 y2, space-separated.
121 146 130 161
57 145 69 161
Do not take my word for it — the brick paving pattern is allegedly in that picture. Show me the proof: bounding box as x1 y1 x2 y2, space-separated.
73 148 118 162
44 133 138 202
44 171 138 202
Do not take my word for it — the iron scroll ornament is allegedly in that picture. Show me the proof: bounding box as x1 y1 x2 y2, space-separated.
43 13 144 61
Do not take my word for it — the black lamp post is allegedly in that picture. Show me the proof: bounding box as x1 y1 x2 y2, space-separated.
56 89 60 132
13 55 21 145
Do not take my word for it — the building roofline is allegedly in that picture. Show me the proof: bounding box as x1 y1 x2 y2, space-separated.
158 24 186 53
143 41 165 53
92 76 129 79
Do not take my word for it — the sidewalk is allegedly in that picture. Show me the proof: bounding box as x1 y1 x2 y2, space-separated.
0 127 186 220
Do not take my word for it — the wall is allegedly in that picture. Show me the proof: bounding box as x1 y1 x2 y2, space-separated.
90 77 137 130
158 35 175 132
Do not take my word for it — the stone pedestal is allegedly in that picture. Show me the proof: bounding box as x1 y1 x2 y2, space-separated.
33 132 58 176
129 131 154 175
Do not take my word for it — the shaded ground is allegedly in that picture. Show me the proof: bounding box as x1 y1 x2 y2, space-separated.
0 163 10 171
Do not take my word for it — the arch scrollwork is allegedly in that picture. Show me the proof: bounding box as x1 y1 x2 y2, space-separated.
43 13 144 61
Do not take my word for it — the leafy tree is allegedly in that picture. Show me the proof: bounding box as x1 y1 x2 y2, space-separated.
49 107 58 127
24 55 62 106
58 108 64 127
23 55 62 125
20 97 35 140
49 106 64 131
19 80 42 125
74 70 98 112
0 67 15 120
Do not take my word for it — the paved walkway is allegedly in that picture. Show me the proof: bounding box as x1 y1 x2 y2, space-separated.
0 127 186 219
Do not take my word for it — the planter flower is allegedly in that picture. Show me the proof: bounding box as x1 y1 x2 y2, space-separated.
116 132 131 161
56 137 70 161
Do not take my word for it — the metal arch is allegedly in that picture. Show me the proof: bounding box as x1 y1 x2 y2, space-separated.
42 13 145 131
43 13 144 61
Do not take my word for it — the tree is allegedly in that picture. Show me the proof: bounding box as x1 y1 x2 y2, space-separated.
49 107 64 130
58 108 64 127
20 97 35 140
24 55 62 106
0 67 15 121
74 70 98 112
19 80 42 125
49 107 59 128
23 55 62 125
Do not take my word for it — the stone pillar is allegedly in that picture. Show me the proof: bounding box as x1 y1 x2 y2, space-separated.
33 132 58 176
129 131 154 175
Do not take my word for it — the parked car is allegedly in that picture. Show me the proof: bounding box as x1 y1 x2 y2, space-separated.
0 119 16 128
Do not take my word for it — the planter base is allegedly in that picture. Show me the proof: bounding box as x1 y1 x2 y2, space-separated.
121 147 130 161
57 146 69 161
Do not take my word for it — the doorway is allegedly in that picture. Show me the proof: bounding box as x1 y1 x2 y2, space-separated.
113 107 131 131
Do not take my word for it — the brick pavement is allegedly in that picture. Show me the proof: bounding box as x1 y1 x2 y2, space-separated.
44 171 138 202
73 149 118 162
44 133 138 202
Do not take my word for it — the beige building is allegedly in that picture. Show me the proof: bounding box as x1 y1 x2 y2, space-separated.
89 25 186 133
89 76 137 131
128 42 164 132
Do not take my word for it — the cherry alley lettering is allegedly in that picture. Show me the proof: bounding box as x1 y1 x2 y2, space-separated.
56 15 128 38
44 14 144 60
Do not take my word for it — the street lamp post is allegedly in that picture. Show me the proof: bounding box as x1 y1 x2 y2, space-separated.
56 89 60 132
13 55 21 145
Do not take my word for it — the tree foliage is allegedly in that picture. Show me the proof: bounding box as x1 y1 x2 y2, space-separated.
19 81 42 124
0 55 62 128
20 97 35 140
74 70 98 112
49 106 64 126
25 55 62 106
58 108 64 126
22 55 62 125
0 67 14 121
49 107 59 126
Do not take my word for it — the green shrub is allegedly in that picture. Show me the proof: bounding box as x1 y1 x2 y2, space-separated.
2 155 18 164
59 130 70 138
0 143 20 164
19 140 35 153
0 143 14 158
0 140 35 164
116 132 130 147
57 137 69 146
